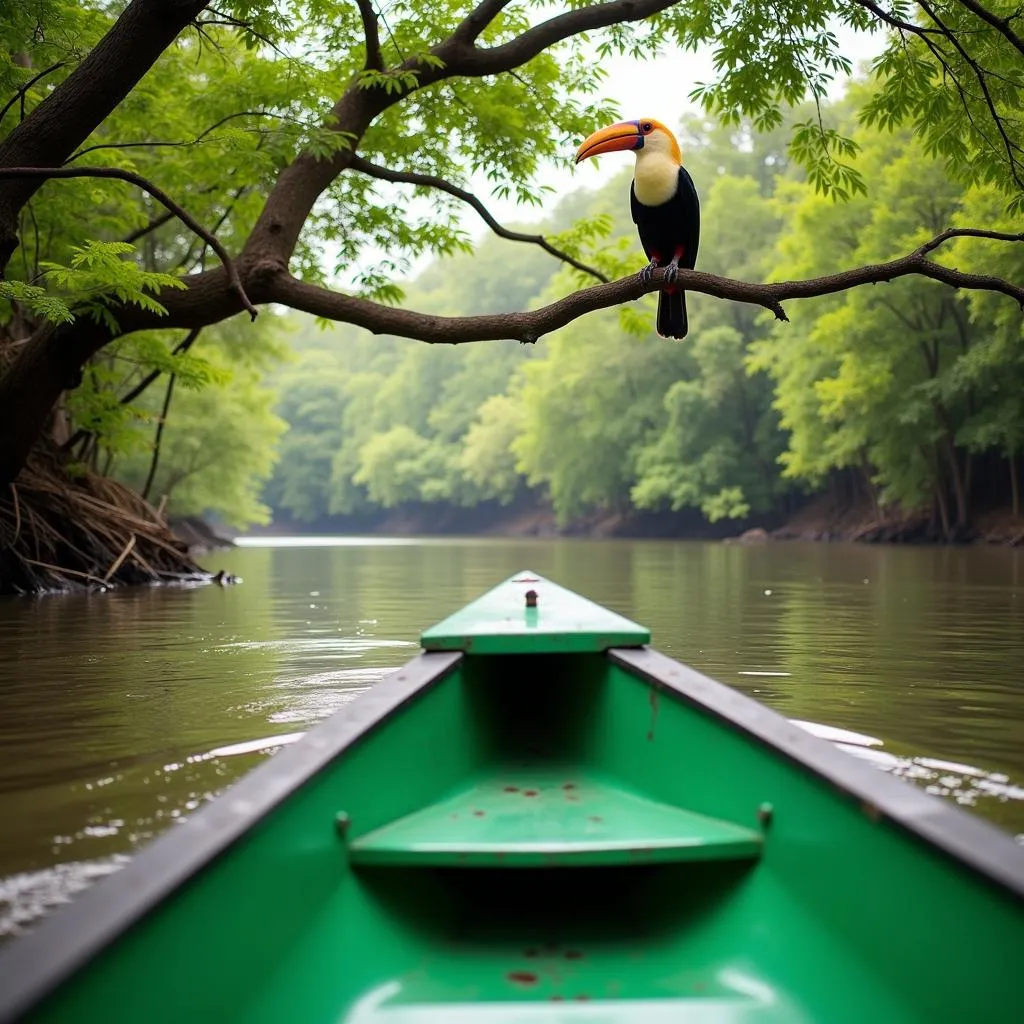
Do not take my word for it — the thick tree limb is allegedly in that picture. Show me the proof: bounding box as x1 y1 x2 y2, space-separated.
0 0 211 269
452 1 516 45
0 166 257 321
355 0 384 71
262 230 1024 344
348 155 609 282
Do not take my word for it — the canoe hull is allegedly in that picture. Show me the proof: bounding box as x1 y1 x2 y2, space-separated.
2 575 1022 1022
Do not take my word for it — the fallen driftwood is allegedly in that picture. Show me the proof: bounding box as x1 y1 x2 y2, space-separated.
0 447 216 595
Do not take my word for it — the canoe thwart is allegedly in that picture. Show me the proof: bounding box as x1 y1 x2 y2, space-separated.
420 572 650 654
346 769 762 867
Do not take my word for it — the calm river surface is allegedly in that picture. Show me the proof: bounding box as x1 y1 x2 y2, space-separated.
1 537 1023 936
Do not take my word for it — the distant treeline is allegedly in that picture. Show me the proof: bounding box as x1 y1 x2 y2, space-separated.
112 96 1023 539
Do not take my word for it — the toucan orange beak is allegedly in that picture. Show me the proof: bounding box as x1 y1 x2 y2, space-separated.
575 121 642 164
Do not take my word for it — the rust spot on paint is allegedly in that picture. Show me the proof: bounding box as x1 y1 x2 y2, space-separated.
504 785 519 792
562 782 577 790
524 789 539 797
508 971 538 985
861 801 883 823
550 995 565 1002
524 949 538 958
647 687 659 741
588 816 602 823
449 813 459 820
575 994 590 1001
564 950 583 960
472 809 486 817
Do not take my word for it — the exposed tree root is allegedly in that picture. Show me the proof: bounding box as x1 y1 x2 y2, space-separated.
0 444 214 595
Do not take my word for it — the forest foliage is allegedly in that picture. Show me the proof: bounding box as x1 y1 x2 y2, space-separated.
1 1 1023 538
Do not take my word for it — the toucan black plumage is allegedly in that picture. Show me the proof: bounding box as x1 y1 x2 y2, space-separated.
575 118 700 339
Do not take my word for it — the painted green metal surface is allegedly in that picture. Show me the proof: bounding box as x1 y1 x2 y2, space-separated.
349 767 762 866
420 571 649 653
6 576 1024 1024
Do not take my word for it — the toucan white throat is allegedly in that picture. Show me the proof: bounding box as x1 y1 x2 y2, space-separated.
633 147 681 207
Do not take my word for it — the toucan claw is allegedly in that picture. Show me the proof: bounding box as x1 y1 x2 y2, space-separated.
639 258 658 286
663 255 681 286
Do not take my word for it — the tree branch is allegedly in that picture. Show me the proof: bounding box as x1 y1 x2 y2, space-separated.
850 0 942 34
950 0 1024 58
452 1 516 45
916 0 1024 191
264 228 1024 345
66 109 288 164
438 0 680 77
0 62 68 126
348 155 608 282
0 166 257 320
356 0 384 71
918 226 1024 253
0 0 211 269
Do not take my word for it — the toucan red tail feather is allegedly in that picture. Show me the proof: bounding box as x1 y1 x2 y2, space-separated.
657 289 688 339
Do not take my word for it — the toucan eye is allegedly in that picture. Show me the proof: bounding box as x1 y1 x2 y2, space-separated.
642 122 653 133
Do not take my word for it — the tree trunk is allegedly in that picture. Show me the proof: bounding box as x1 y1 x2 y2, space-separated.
0 327 84 487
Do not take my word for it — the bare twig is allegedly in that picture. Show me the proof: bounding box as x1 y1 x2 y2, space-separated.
22 557 107 585
349 155 608 282
918 226 1024 254
0 166 257 320
102 534 137 582
67 109 292 163
0 62 67 126
124 209 175 245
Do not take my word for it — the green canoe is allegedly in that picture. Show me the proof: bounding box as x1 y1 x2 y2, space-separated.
2 572 1023 1022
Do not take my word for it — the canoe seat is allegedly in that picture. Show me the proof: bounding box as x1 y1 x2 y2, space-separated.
346 769 762 867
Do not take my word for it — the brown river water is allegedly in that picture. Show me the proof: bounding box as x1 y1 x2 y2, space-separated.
1 537 1022 938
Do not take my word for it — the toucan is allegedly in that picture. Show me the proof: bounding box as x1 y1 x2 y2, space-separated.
575 118 700 339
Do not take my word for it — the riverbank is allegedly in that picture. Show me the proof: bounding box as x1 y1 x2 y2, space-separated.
249 498 1024 546
770 498 1024 547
